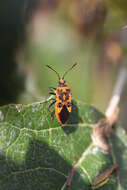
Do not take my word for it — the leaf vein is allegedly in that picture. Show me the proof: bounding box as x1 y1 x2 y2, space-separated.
0 122 92 134
80 165 92 183
5 130 21 161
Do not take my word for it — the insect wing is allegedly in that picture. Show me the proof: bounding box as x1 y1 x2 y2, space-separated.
56 104 70 125
55 86 72 125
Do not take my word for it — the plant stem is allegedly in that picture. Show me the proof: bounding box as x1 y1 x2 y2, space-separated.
105 63 127 117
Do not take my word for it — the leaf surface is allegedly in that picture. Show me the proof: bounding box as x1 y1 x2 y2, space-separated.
0 100 120 190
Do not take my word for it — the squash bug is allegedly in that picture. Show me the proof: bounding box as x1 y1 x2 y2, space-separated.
46 63 77 125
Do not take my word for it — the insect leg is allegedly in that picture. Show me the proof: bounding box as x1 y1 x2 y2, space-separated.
49 86 56 90
49 100 56 109
49 86 56 95
49 92 56 95
49 87 56 93
45 96 55 103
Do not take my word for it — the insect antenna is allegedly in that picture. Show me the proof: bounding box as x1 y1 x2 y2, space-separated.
46 65 60 80
62 62 77 79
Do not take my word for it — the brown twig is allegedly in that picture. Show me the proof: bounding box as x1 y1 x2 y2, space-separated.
92 62 127 151
106 63 127 118
91 163 118 189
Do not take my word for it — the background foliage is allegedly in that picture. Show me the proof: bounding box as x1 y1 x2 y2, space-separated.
0 0 127 110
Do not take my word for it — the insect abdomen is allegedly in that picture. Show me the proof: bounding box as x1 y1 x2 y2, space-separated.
58 105 70 124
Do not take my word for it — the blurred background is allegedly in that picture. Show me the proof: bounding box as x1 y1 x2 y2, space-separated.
0 0 127 121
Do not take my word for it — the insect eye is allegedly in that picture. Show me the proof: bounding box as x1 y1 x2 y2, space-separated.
67 102 72 107
57 102 62 108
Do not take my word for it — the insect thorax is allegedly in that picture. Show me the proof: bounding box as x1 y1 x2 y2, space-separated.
56 86 71 102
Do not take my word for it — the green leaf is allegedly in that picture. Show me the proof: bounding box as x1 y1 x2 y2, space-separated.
0 100 120 190
111 127 127 190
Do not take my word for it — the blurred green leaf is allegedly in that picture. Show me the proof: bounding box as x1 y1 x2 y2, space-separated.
0 100 121 189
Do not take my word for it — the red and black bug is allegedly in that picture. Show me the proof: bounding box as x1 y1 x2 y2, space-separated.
46 63 77 125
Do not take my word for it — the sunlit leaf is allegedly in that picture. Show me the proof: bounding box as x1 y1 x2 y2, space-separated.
0 100 119 190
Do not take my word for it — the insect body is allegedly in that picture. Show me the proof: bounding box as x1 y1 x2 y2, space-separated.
46 63 77 125
56 82 71 125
